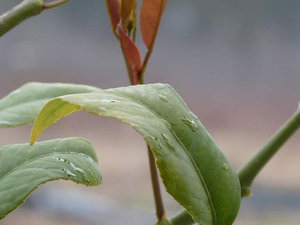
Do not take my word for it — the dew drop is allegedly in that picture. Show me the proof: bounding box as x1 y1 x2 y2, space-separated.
100 99 120 103
161 133 175 152
68 161 90 182
222 162 230 170
161 119 172 129
54 156 66 162
158 95 168 102
62 168 76 178
149 136 159 141
181 117 198 131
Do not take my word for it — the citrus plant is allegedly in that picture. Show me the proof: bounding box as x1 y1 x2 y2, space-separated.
0 1 299 225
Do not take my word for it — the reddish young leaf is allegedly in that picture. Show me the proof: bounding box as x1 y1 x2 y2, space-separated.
118 26 141 84
121 0 136 31
140 0 167 49
105 0 121 33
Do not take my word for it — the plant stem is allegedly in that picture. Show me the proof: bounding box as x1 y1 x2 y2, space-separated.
238 109 300 197
138 57 165 221
139 49 152 84
147 145 165 220
169 210 195 225
0 0 43 37
0 0 70 37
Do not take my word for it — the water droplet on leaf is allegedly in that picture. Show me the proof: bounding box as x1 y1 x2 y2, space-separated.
222 162 230 170
99 99 120 103
161 133 175 152
158 95 168 102
161 119 172 129
62 168 76 178
181 117 198 131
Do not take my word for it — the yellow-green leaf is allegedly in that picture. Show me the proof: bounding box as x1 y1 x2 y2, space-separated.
0 82 100 128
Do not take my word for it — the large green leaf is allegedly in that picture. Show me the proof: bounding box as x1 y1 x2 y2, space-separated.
0 82 100 128
30 83 241 225
0 137 101 219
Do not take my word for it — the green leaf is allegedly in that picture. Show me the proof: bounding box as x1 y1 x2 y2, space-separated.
156 216 171 225
30 83 241 225
0 82 100 128
0 137 101 220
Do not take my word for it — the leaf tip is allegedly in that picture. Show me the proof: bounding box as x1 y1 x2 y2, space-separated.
105 0 121 34
140 0 167 49
29 131 37 145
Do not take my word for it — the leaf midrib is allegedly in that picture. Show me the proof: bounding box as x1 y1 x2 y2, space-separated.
63 89 217 224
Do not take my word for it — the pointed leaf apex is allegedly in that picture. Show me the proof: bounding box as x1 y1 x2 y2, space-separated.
105 0 121 34
140 0 167 49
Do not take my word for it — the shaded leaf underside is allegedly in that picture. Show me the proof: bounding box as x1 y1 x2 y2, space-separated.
0 137 101 219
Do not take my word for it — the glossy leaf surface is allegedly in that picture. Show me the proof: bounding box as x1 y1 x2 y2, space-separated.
140 0 167 49
0 137 101 219
0 82 100 128
30 83 241 225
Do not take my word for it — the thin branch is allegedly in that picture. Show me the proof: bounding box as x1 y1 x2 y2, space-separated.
139 49 152 84
238 109 300 197
147 145 165 220
0 0 43 37
42 0 70 9
0 0 71 37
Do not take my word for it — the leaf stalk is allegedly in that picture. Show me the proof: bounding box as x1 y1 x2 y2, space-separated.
238 109 300 197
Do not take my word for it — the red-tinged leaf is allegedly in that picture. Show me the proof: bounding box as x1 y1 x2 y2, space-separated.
118 26 141 84
121 0 136 31
140 0 167 49
105 0 120 33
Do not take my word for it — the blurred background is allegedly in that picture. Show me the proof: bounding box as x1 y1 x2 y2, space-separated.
1 0 300 224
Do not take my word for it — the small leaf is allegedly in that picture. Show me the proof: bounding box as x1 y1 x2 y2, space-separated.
140 0 167 49
105 0 121 33
118 26 141 84
0 82 100 128
0 137 101 219
121 0 136 32
30 84 241 225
